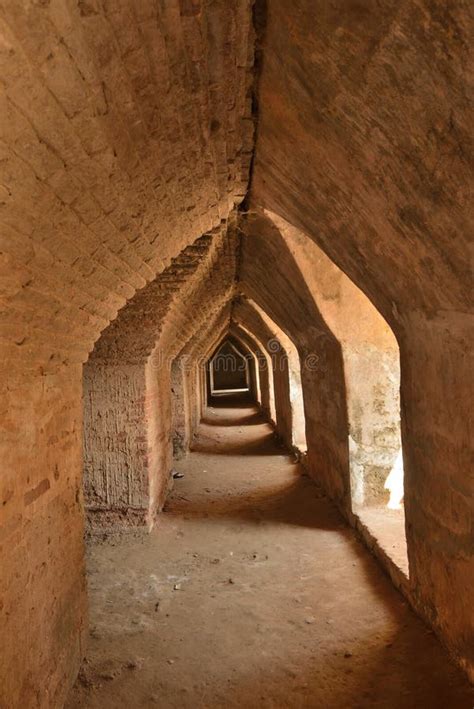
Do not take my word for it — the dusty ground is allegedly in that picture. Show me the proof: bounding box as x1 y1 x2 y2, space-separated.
67 397 473 709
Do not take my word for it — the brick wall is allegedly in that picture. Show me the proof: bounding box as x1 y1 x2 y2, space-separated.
252 0 473 678
0 1 255 703
1 0 472 699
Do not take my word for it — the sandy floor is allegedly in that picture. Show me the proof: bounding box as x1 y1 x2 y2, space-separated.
67 398 473 709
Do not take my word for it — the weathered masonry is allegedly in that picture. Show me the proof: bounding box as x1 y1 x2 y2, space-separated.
0 1 472 706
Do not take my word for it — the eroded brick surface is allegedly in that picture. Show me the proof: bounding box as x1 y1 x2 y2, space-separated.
0 1 255 704
1 1 473 704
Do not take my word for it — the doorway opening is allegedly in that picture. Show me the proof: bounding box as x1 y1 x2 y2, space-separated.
266 210 408 578
208 338 252 396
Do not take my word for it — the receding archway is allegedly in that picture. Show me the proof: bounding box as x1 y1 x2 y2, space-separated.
266 209 407 578
208 338 251 395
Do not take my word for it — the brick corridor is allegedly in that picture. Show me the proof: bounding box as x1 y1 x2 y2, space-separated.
67 398 473 709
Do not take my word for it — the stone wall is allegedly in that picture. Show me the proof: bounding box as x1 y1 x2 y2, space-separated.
239 215 350 504
233 299 294 449
0 0 472 701
83 363 149 528
251 0 473 677
171 359 189 460
145 359 173 526
400 314 474 679
0 0 255 701
0 369 86 708
271 210 402 507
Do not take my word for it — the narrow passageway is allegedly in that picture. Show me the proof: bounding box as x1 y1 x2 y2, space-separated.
68 398 472 709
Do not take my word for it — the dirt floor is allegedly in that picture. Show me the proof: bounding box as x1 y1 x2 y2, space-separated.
67 397 473 709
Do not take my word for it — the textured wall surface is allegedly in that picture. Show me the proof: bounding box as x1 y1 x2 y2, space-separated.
239 214 350 503
171 359 189 460
251 0 473 677
0 0 255 374
83 363 149 527
252 0 472 320
83 223 240 530
0 0 472 702
233 298 293 450
0 369 87 707
0 0 255 703
272 210 402 506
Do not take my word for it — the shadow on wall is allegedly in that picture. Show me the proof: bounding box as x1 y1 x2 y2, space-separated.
240 210 408 577
247 299 307 451
267 211 405 510
277 210 407 575
167 474 336 530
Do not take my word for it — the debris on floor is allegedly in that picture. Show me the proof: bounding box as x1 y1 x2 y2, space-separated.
66 401 474 709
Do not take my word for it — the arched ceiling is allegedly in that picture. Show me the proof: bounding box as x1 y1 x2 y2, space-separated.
1 0 472 374
88 217 240 366
0 0 255 377
250 0 473 321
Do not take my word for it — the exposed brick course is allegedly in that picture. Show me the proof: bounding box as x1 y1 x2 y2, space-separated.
0 1 472 704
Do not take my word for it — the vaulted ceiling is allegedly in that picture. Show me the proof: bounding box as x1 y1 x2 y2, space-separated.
2 0 472 387
0 0 254 376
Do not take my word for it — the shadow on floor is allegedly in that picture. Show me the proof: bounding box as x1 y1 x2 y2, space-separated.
200 410 263 427
191 430 284 456
202 394 264 428
192 398 285 457
68 395 474 709
207 393 256 408
166 475 340 531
